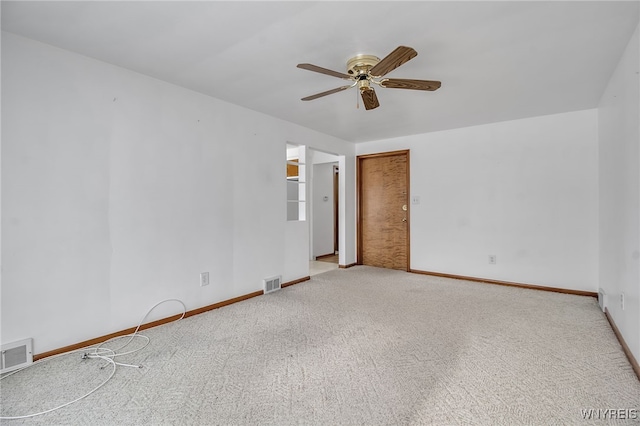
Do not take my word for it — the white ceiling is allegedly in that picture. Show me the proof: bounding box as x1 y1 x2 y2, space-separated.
2 1 639 143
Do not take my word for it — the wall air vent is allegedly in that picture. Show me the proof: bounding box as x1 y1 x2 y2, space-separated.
264 276 282 294
1 338 33 374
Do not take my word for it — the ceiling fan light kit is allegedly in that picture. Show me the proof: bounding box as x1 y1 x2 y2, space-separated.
297 46 441 111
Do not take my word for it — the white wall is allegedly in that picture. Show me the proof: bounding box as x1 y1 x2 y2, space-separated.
598 23 640 362
357 110 599 292
1 33 356 354
341 154 357 267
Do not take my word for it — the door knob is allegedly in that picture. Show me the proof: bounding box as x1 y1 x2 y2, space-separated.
402 205 407 211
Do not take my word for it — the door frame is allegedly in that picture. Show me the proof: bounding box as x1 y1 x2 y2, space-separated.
333 164 339 254
356 149 411 271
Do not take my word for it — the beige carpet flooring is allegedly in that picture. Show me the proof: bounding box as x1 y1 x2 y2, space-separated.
1 266 639 425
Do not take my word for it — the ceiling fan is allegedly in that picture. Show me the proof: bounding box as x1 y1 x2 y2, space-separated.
297 46 441 110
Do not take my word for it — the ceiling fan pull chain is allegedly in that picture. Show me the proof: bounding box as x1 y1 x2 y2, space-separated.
356 87 360 109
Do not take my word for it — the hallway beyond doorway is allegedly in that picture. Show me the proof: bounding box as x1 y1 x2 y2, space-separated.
309 260 338 276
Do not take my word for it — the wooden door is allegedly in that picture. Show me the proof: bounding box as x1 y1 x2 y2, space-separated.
357 150 410 270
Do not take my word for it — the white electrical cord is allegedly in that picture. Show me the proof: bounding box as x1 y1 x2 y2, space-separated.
0 298 186 420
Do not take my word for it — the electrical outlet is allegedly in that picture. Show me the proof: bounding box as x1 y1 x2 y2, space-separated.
488 255 496 264
200 272 210 287
412 196 420 205
621 293 625 310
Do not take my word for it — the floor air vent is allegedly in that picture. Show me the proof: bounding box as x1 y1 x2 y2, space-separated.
1 338 33 374
264 276 282 294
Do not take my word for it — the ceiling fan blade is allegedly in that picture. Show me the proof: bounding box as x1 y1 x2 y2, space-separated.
297 63 352 80
360 87 380 110
301 85 352 101
380 78 441 91
369 46 418 78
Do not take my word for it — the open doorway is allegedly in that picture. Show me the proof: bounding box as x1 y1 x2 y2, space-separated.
309 148 340 276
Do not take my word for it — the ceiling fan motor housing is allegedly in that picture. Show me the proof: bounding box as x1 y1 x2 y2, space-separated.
346 54 380 76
